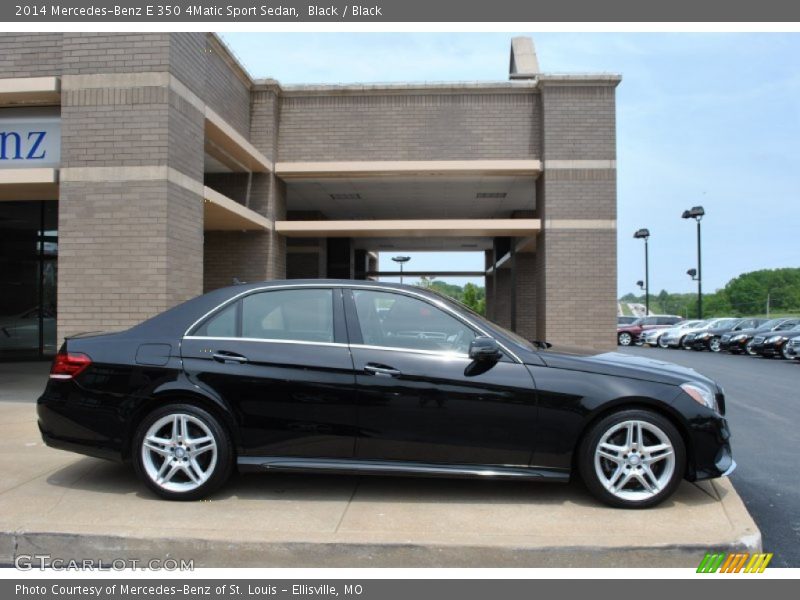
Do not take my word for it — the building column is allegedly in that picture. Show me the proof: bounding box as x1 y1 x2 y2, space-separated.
57 36 206 341
535 78 619 349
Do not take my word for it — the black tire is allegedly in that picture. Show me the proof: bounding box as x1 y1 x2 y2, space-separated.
657 335 669 349
578 409 686 509
746 341 758 356
781 344 792 360
618 332 633 346
709 337 722 353
132 403 234 501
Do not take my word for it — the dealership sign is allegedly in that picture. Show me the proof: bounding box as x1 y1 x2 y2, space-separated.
0 108 60 168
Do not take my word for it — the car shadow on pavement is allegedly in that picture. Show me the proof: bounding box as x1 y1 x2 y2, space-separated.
45 456 724 511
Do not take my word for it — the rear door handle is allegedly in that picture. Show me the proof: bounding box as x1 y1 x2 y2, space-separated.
212 351 249 364
364 364 401 377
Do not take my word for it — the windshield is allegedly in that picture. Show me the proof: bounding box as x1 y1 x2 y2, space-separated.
707 318 737 329
756 319 784 331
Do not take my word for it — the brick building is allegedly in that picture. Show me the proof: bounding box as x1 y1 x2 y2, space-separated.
0 33 620 360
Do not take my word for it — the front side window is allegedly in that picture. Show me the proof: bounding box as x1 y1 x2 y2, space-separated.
353 290 476 354
193 288 334 343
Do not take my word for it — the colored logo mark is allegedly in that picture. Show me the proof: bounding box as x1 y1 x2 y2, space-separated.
697 552 773 573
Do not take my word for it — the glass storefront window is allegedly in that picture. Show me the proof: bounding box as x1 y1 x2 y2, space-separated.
0 201 58 360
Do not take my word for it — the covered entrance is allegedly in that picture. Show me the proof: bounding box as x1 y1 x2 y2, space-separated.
277 160 542 339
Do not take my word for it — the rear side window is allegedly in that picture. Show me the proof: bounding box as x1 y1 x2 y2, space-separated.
193 302 237 337
192 288 334 343
242 289 333 343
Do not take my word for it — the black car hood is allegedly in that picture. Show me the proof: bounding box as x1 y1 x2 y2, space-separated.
530 346 715 387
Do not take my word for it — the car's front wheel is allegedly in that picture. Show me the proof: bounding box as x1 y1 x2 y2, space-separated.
746 341 758 356
709 337 721 353
579 409 686 509
618 332 633 346
133 403 233 501
781 343 793 360
657 335 669 349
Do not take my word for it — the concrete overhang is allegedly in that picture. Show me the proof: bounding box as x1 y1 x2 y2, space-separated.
0 168 58 200
276 160 542 179
204 107 272 173
203 186 272 231
276 219 540 238
0 77 61 106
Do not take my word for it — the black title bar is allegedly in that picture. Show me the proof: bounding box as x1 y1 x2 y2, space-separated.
3 0 800 22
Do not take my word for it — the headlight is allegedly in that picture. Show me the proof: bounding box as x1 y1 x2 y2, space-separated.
766 335 785 344
681 382 718 412
731 334 746 341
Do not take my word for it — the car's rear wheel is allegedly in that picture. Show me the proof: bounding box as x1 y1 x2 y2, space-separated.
657 335 669 349
579 409 685 509
618 332 633 346
133 403 233 501
709 337 721 353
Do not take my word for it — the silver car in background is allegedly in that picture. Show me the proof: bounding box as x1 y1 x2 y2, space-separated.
648 320 704 348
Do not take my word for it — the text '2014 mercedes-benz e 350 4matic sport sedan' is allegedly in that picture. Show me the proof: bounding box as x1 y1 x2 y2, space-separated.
37 281 735 508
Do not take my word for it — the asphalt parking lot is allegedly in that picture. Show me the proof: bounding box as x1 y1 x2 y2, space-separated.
620 346 800 567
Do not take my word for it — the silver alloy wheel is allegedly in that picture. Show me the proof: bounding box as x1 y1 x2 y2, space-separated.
618 332 632 346
709 337 721 352
658 335 669 349
141 413 218 493
594 420 676 503
746 341 757 356
782 343 792 360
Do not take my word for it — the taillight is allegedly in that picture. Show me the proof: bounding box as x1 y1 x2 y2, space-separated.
50 351 92 380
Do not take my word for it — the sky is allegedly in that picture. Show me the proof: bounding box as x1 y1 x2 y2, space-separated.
222 33 800 294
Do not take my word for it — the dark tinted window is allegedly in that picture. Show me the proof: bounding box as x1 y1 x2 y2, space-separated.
353 290 475 354
242 289 333 343
194 302 237 337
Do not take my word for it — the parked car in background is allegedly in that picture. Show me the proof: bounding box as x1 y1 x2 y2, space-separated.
617 316 638 326
617 315 683 347
660 319 709 349
682 318 739 351
750 323 800 359
37 280 735 508
787 337 800 361
0 306 57 353
719 318 800 355
642 320 703 348
684 318 768 353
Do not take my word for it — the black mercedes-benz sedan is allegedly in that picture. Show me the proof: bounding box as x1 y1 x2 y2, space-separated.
37 280 734 509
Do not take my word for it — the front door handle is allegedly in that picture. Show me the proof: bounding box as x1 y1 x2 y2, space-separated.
212 351 249 364
364 364 401 377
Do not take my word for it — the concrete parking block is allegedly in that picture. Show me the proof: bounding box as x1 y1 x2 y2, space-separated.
0 401 761 567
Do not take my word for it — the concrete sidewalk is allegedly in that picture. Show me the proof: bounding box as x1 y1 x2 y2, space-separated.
0 400 760 567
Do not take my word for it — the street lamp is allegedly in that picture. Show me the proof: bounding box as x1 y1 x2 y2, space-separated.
391 255 411 285
633 228 650 316
682 206 705 318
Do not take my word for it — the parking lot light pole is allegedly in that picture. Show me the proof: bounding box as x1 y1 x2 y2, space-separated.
633 229 650 316
391 255 411 285
682 206 705 319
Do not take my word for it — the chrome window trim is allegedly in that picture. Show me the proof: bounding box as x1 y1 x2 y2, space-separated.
183 336 347 349
349 343 470 360
182 282 522 363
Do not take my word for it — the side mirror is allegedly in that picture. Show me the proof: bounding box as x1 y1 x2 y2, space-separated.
468 336 502 362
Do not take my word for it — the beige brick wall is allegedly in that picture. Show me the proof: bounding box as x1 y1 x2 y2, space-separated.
0 33 63 77
278 92 540 161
